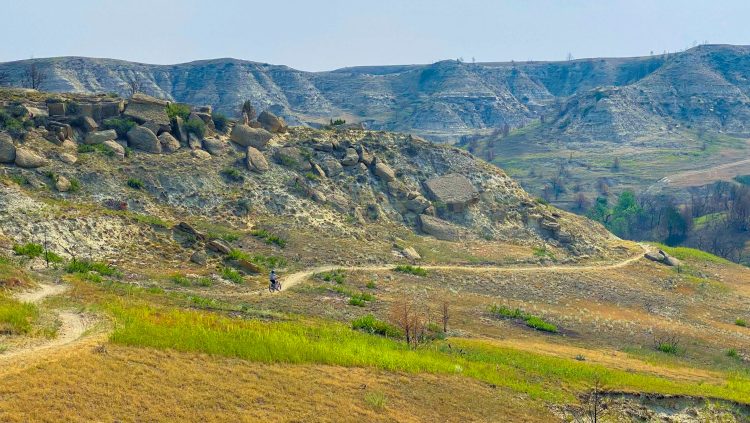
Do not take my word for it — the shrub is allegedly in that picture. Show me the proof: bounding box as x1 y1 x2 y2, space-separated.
524 316 558 333
489 304 525 319
250 229 287 248
212 112 228 132
727 348 740 359
349 292 375 306
317 269 345 284
736 318 748 327
0 296 39 334
68 178 81 192
393 265 427 276
185 118 206 138
352 314 402 338
366 281 377 289
196 277 213 287
65 259 122 278
220 267 244 284
364 391 387 411
221 167 244 183
127 178 145 190
171 275 192 287
165 103 191 121
12 243 44 259
102 117 136 137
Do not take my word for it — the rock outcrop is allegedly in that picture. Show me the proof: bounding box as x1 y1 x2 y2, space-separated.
424 174 478 212
0 133 16 163
230 124 272 149
123 93 170 127
127 126 161 154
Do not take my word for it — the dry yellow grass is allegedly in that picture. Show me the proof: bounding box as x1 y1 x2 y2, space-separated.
0 345 552 422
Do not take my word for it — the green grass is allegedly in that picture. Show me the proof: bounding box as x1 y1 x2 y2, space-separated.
352 314 402 338
316 269 346 284
126 178 145 190
652 243 732 265
12 243 44 259
0 295 39 334
736 319 748 328
165 103 191 121
65 259 122 278
348 292 374 307
532 246 556 261
393 265 427 276
106 303 750 404
490 305 558 333
364 391 387 411
220 167 244 183
192 221 244 243
250 229 287 248
226 249 286 272
220 267 244 284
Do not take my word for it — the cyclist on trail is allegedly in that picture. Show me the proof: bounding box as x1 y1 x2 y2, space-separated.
269 269 280 292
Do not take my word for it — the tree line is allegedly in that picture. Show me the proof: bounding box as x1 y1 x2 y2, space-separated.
585 181 750 264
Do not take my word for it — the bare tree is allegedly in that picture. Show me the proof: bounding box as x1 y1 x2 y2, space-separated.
441 300 450 333
126 76 142 97
566 52 574 61
570 377 607 423
390 298 428 349
23 62 47 90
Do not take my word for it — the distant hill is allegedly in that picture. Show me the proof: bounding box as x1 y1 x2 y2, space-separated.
4 45 749 142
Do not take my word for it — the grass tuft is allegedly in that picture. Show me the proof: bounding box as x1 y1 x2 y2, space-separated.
393 265 427 276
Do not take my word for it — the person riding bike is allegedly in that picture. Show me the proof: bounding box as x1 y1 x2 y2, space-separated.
269 270 281 292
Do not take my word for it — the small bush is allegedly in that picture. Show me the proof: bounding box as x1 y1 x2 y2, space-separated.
532 246 556 260
221 167 244 183
212 112 228 132
126 178 145 190
196 277 213 287
69 178 81 192
317 269 346 284
0 296 39 335
102 117 136 137
185 118 206 138
393 265 427 276
736 318 748 327
656 341 680 355
166 103 191 121
250 229 287 248
364 391 387 411
524 316 558 333
65 259 122 278
220 267 244 284
489 304 525 319
352 314 401 338
727 348 740 359
12 243 44 259
366 281 376 289
348 292 375 306
171 275 192 287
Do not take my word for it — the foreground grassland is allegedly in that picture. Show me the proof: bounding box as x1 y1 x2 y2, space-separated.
2 242 750 421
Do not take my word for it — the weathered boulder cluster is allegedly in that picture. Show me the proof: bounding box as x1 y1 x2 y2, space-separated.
0 92 288 169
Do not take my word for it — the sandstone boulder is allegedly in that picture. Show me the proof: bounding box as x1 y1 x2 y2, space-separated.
341 148 359 166
123 93 170 126
192 149 212 160
188 133 202 150
424 174 478 212
55 175 72 192
405 193 430 213
58 152 78 165
402 246 421 261
419 214 462 241
236 259 262 274
246 147 269 173
320 157 343 177
202 138 226 155
158 133 181 153
207 239 232 255
103 140 125 159
257 111 287 133
127 126 161 153
0 132 16 163
173 116 188 144
81 116 98 132
14 148 49 168
230 124 272 149
190 250 207 266
176 222 206 241
84 129 117 145
189 112 215 131
373 161 396 182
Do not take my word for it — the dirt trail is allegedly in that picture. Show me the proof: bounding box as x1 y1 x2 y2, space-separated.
278 245 647 292
0 283 91 365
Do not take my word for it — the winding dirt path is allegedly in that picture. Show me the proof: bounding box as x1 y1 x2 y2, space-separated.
0 283 91 366
277 245 648 292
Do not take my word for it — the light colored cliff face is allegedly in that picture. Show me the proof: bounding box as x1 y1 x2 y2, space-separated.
1 45 750 142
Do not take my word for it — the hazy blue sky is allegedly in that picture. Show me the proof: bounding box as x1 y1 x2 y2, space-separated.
3 0 749 70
